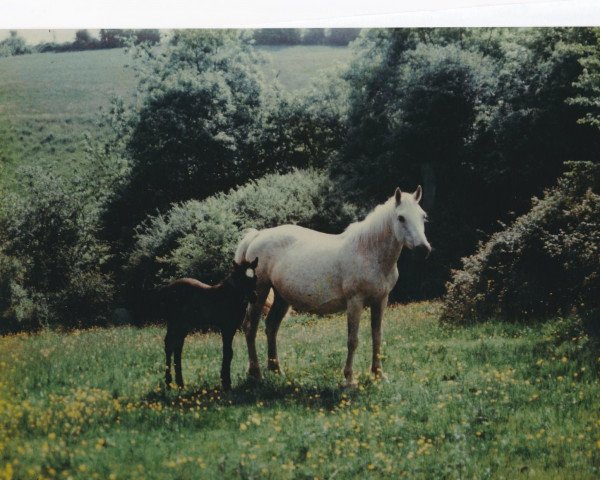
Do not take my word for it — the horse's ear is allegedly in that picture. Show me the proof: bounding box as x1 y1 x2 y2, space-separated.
250 257 258 269
395 187 402 205
414 185 422 203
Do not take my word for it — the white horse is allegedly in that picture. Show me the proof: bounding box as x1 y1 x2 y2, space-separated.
235 186 431 386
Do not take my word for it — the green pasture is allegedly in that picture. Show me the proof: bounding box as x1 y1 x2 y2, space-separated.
1 302 598 479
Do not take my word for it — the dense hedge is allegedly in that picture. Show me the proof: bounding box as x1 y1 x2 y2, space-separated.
442 161 600 324
124 169 356 320
0 167 115 332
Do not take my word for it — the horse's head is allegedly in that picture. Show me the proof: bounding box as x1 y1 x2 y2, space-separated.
231 257 259 303
392 186 431 258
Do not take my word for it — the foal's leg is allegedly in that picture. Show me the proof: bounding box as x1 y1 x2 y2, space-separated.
244 288 270 379
165 329 174 388
343 297 364 387
265 291 290 374
173 335 186 389
370 295 388 379
220 329 235 391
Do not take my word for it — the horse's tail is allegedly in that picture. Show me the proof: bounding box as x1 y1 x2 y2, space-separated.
235 228 260 264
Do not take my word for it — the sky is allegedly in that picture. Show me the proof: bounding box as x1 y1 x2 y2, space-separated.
1 0 600 43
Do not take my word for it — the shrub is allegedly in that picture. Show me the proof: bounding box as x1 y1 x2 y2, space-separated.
125 169 357 320
442 161 600 324
0 31 31 57
0 167 116 333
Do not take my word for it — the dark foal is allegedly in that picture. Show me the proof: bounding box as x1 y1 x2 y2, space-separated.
162 258 258 390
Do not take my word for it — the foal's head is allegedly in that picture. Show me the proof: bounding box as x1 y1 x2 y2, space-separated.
230 257 259 303
392 186 432 257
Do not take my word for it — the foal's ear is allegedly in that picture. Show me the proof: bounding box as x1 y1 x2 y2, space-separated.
394 187 402 205
414 185 422 203
250 257 259 269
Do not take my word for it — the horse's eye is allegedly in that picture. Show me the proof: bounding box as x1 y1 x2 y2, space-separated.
398 215 406 223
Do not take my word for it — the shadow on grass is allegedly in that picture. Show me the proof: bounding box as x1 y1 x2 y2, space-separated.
142 375 377 412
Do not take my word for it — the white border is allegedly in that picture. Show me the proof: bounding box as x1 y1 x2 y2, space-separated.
1 0 600 29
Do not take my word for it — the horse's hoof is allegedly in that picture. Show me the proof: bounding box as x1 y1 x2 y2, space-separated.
267 360 284 375
247 366 262 380
371 368 388 382
344 379 359 389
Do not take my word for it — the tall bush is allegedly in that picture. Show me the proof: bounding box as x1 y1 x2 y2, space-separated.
442 161 600 324
0 167 116 332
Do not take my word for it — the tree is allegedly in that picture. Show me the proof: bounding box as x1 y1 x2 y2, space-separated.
73 29 99 50
326 28 361 46
0 30 31 57
99 29 127 48
102 30 277 245
301 29 326 45
134 29 161 45
253 29 301 45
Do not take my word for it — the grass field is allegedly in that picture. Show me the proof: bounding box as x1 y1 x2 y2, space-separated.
0 45 352 189
1 302 598 479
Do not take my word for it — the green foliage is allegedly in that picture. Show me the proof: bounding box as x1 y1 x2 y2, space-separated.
254 28 361 46
260 70 350 172
0 154 126 332
568 28 600 129
2 304 598 478
326 28 362 46
99 29 161 49
442 162 600 324
125 170 356 306
103 30 280 243
0 30 31 57
253 29 302 45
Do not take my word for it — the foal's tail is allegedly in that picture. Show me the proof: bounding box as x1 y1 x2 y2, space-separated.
235 228 260 264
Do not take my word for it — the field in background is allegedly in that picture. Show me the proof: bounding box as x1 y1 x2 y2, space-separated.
259 45 353 90
0 46 352 190
1 302 598 479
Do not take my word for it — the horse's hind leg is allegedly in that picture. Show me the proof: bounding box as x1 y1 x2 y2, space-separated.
265 290 290 374
370 295 388 379
244 287 270 380
343 296 364 387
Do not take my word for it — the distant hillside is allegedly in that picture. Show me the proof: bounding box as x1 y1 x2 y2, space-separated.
0 45 352 188
0 49 137 186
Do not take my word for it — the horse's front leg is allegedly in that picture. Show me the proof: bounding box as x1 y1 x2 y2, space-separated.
370 295 388 379
220 329 235 391
343 296 364 387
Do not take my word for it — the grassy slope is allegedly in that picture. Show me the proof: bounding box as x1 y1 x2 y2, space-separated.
0 49 138 185
1 302 598 479
0 46 352 189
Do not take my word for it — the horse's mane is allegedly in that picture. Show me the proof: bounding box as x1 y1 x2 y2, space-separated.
342 196 396 250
